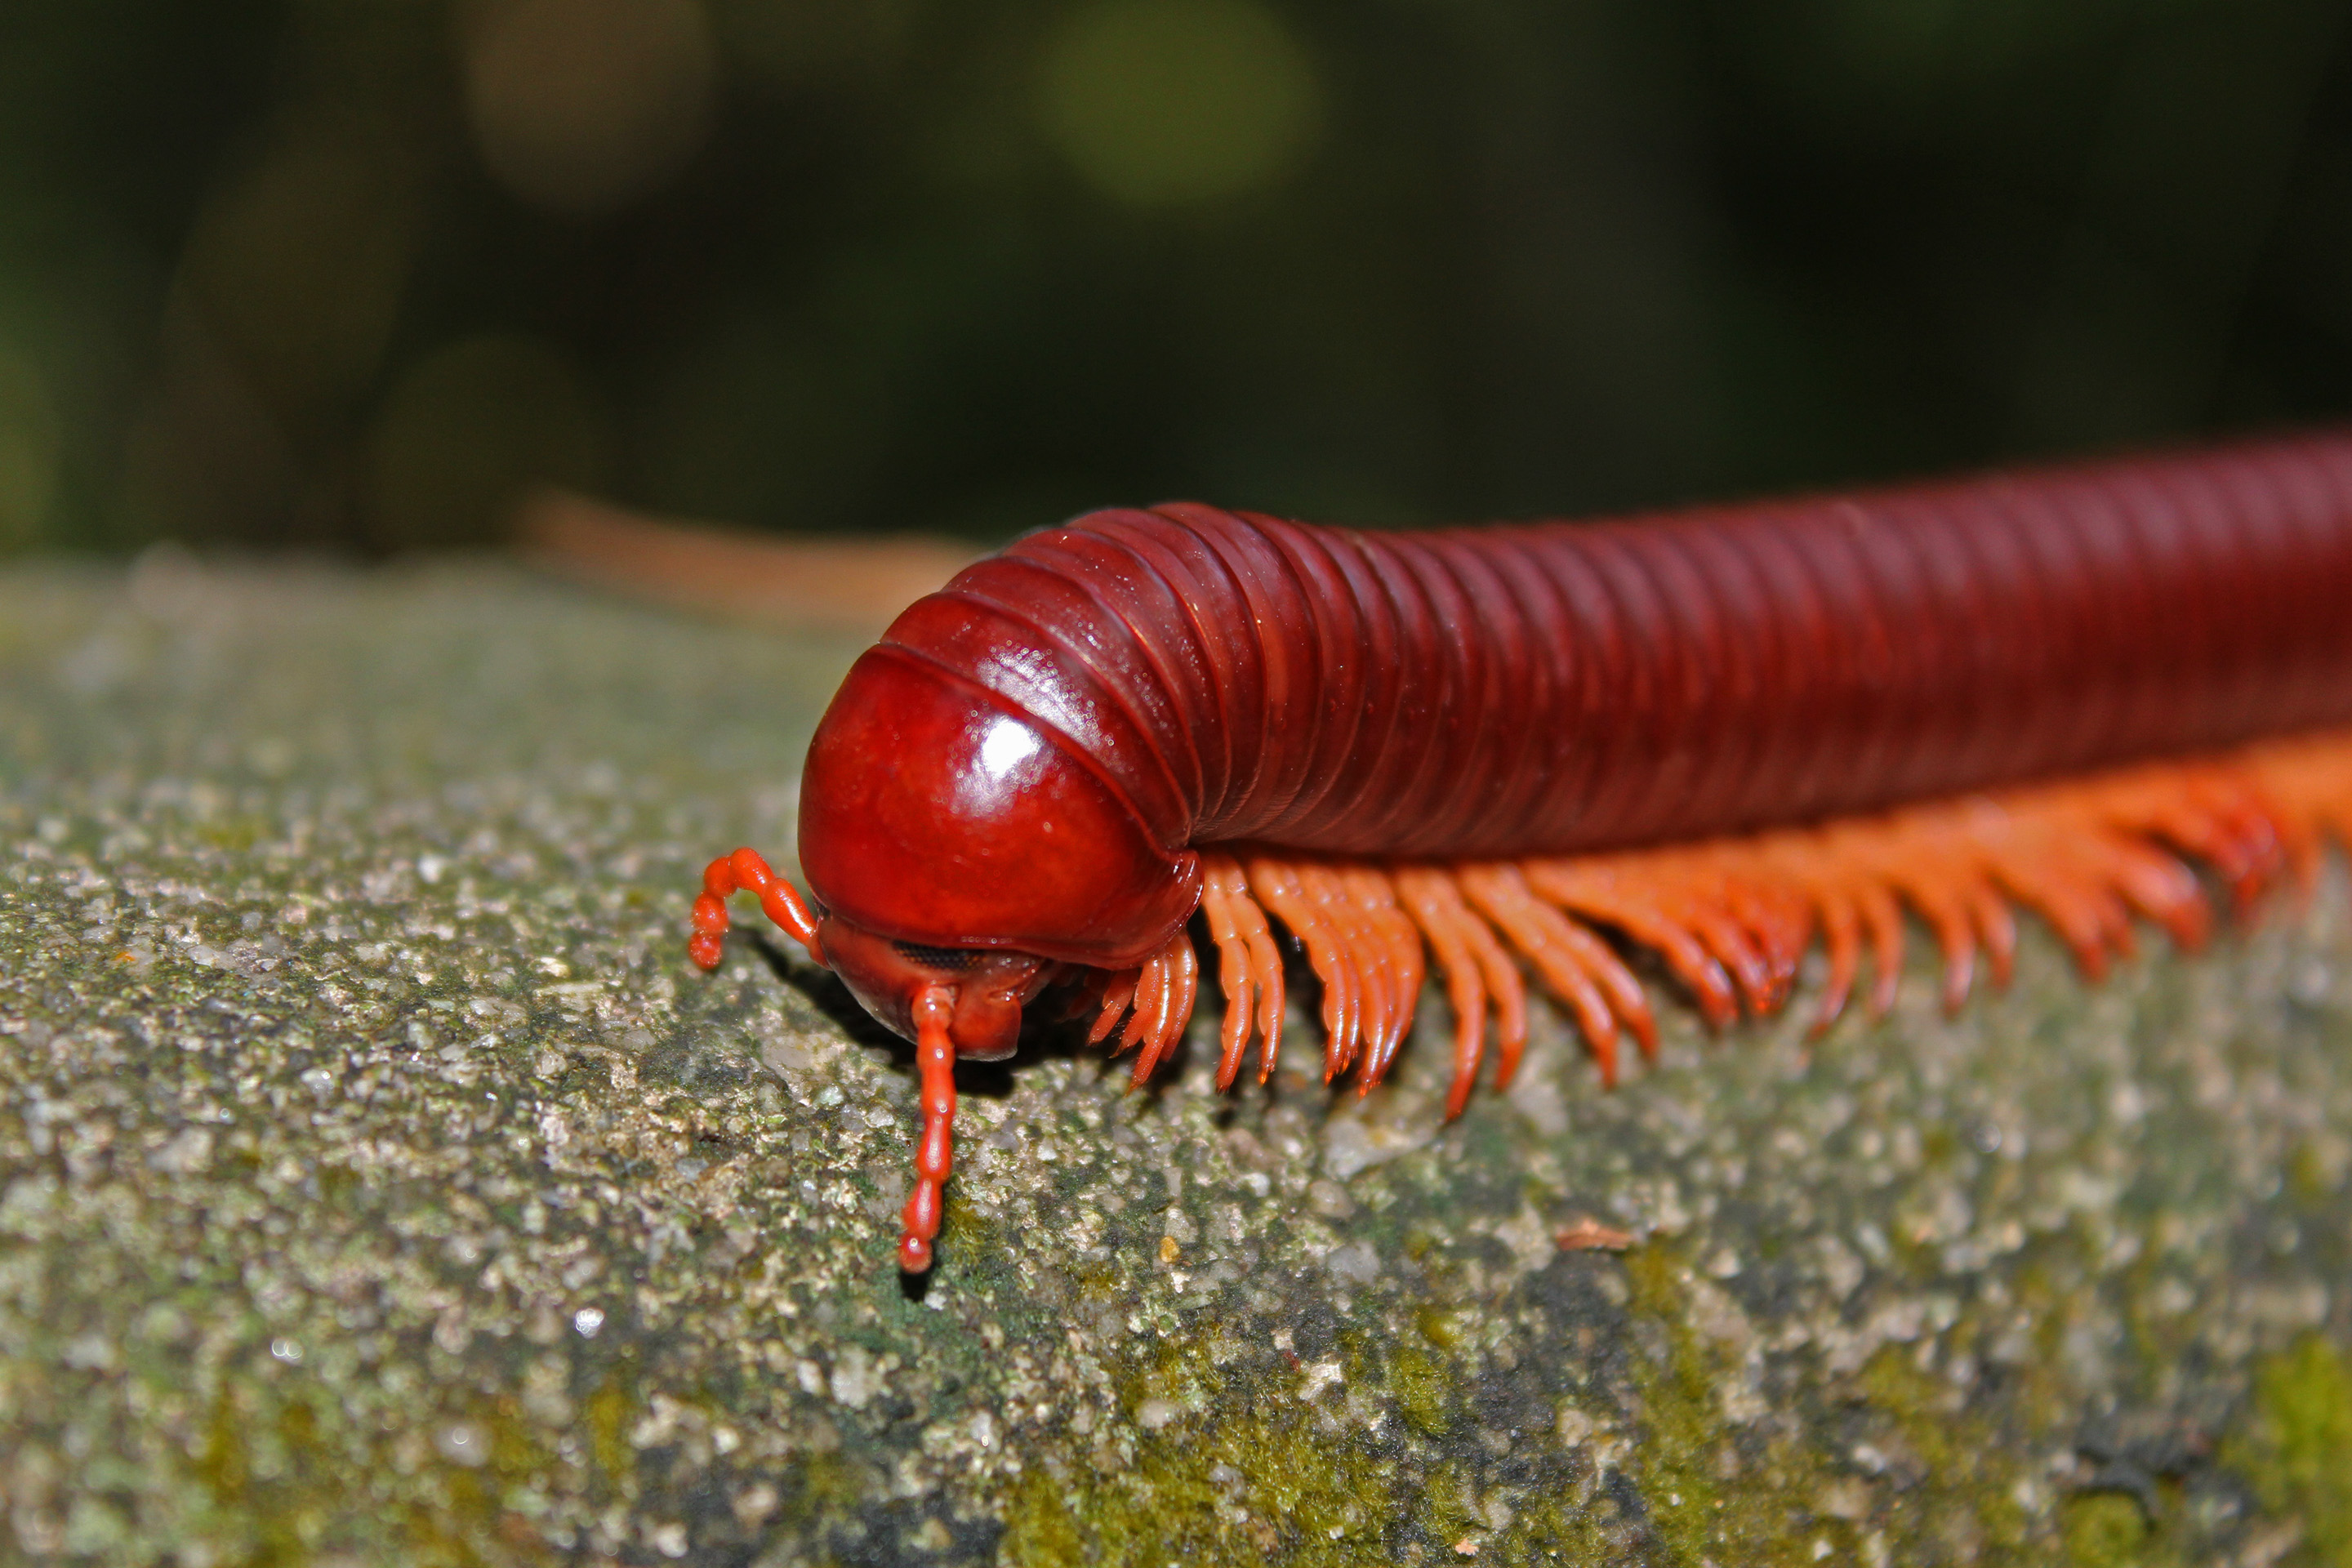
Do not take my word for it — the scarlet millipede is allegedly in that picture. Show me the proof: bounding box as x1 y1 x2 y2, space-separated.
688 430 2352 1274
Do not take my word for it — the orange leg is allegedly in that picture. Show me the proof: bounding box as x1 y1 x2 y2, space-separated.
1347 865 1428 1089
690 847 826 969
1196 854 1262 1088
1245 856 1359 1083
1080 929 1205 1089
1197 850 1287 1085
1528 859 1743 1028
1120 935 1198 1085
1088 969 1139 1045
898 986 958 1273
1460 864 1624 1088
1392 866 1494 1117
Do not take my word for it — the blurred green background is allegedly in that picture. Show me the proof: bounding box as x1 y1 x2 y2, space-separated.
5 0 2352 556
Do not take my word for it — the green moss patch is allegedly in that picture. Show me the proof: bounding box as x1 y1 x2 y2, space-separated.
2226 1334 2352 1567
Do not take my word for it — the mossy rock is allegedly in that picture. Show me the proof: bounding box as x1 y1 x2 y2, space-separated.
3 557 2351 1566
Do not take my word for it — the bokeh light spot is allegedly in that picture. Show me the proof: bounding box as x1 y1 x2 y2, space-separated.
710 0 910 92
367 336 608 550
463 0 717 216
176 134 421 414
0 344 61 550
1037 0 1325 208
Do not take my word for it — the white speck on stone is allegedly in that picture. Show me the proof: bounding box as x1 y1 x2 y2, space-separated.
1298 1360 1343 1400
647 1521 688 1558
732 1483 780 1529
149 1128 213 1175
1507 1054 1570 1136
761 1037 813 1080
1647 1185 1693 1235
1814 1479 1871 1521
1325 1241 1379 1285
572 1307 604 1339
62 1333 118 1371
1307 1178 1354 1218
830 1344 883 1410
1818 1235 1864 1301
540 981 607 1013
1321 1107 1436 1179
1556 1406 1594 1449
1493 1205 1556 1272
1135 1399 1178 1431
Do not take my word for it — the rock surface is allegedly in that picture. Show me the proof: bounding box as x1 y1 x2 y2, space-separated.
2 552 2349 1567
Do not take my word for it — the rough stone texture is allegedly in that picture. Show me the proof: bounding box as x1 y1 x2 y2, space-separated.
2 550 2349 1567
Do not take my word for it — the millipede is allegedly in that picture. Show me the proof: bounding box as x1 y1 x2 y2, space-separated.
687 429 2352 1273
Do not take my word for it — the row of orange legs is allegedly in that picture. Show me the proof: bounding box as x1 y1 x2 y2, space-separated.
1085 729 2352 1120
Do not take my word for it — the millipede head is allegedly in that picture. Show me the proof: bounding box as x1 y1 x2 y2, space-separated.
795 645 1202 970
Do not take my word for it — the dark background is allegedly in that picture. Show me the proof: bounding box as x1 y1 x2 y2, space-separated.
6 0 2352 556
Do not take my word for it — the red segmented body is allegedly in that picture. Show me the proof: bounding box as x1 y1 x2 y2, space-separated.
823 439 2352 867
689 430 2352 1272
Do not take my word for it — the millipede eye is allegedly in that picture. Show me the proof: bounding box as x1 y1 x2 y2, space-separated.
892 941 985 971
